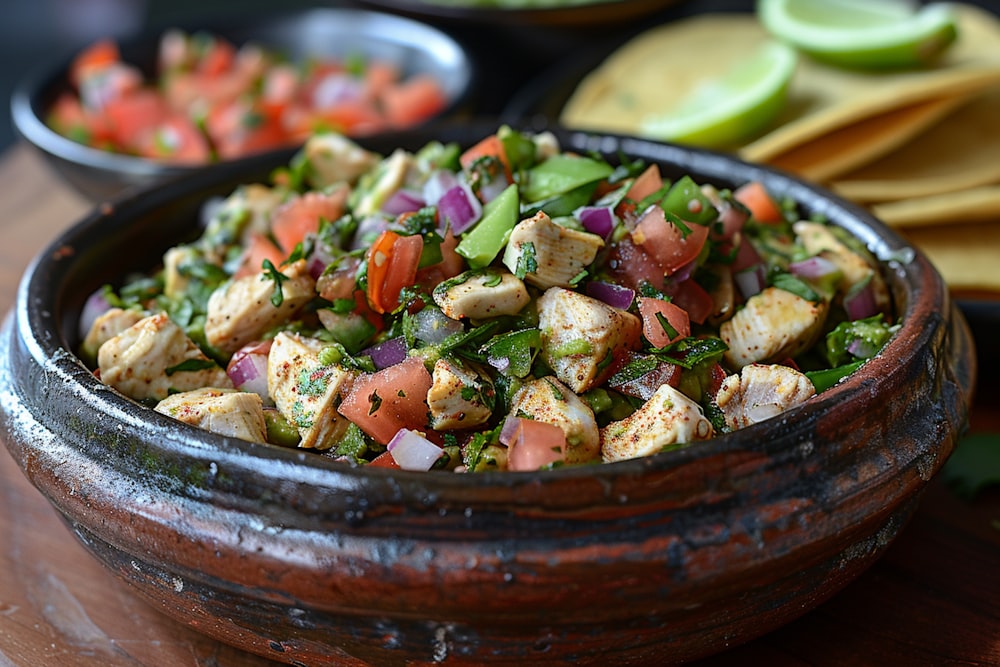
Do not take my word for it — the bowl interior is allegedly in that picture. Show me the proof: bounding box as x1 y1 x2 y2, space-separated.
10 7 474 201
19 121 929 493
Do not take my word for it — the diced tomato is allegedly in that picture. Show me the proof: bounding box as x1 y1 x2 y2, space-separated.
353 289 385 334
380 75 447 128
604 235 665 291
207 100 289 160
668 279 714 325
338 356 433 445
502 418 567 472
235 233 285 280
196 37 236 77
638 296 691 348
631 204 710 277
132 114 212 164
367 450 401 469
366 230 424 314
271 188 349 255
47 93 115 147
615 163 664 219
459 134 511 179
734 181 784 224
102 90 170 148
70 39 120 88
363 61 401 100
607 352 682 400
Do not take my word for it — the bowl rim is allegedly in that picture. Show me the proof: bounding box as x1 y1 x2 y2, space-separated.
9 122 951 495
9 6 474 184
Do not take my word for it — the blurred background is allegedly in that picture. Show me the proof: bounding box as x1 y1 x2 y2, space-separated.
1 0 324 151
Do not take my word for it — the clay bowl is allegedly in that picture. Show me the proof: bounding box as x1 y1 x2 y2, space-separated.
9 7 473 203
0 122 975 666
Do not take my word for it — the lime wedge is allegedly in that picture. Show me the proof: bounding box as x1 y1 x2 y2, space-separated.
639 41 797 149
757 0 958 69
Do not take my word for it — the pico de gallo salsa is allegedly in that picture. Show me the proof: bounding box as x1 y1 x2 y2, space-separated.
79 125 898 472
48 30 449 164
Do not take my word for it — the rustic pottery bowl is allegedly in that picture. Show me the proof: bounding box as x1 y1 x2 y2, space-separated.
0 122 975 666
9 7 473 203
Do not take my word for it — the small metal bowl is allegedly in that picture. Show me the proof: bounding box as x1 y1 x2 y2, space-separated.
10 7 473 202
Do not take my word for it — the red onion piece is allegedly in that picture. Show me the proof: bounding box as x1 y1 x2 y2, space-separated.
478 175 509 204
78 288 112 340
382 189 426 216
586 281 635 310
387 428 444 471
437 183 482 235
412 307 464 345
360 336 408 370
734 265 766 300
227 345 271 404
844 281 878 320
421 169 460 206
576 205 615 239
789 255 839 281
498 414 521 446
731 235 764 273
847 336 878 359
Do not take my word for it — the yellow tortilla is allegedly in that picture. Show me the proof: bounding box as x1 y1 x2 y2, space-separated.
831 87 1000 203
901 220 1000 292
560 5 1000 162
872 184 1000 228
762 95 967 182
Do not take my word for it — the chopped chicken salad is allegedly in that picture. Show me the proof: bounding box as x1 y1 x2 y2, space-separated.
79 126 897 472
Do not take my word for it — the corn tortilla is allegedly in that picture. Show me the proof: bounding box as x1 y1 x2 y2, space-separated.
902 220 1000 292
872 185 1000 228
831 88 1000 203
762 95 967 182
560 5 1000 162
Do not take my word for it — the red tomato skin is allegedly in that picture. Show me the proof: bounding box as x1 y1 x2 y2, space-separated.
604 236 666 292
668 279 715 326
338 357 433 445
631 204 710 277
615 163 664 220
638 297 691 348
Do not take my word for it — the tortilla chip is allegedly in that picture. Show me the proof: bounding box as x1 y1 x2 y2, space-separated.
560 5 1000 161
872 184 1000 228
831 87 1000 203
762 95 966 182
901 220 1000 292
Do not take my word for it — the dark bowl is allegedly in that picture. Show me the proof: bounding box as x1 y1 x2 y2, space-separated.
9 7 473 203
0 122 975 666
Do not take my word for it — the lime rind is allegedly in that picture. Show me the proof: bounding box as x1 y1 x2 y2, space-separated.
639 41 797 148
758 0 959 69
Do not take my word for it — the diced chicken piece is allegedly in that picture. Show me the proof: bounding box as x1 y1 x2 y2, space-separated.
509 376 600 465
301 132 381 189
353 149 415 216
267 332 355 450
537 287 642 394
205 259 316 356
155 387 267 442
80 307 144 365
793 221 891 312
98 312 232 401
601 384 714 462
502 211 604 289
720 286 828 369
432 269 530 321
714 363 815 431
427 358 494 430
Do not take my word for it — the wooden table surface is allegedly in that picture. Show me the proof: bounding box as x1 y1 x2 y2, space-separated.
0 142 997 666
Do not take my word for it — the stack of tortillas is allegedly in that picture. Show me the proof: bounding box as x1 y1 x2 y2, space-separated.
560 3 1000 295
